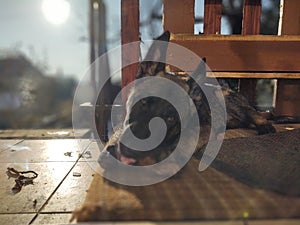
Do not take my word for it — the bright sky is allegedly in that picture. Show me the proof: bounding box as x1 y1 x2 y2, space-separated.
0 0 167 81
0 0 163 81
0 0 90 80
0 0 233 81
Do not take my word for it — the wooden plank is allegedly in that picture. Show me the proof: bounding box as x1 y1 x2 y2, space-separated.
0 214 35 225
163 0 194 33
242 0 261 35
169 34 300 72
275 0 300 116
79 141 100 162
240 0 261 105
207 72 300 79
121 0 139 101
171 34 300 42
0 129 90 139
0 162 74 213
32 213 75 224
204 0 222 34
281 0 300 35
275 79 300 116
0 139 22 152
41 162 95 213
73 220 300 225
239 78 257 105
0 139 90 163
89 0 96 95
95 0 111 143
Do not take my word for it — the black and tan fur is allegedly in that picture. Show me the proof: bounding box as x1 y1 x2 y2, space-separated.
99 31 275 169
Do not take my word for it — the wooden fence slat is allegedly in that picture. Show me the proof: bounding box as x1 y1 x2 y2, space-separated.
163 0 195 33
281 0 300 35
242 0 262 35
240 0 262 105
121 0 140 101
169 34 300 72
89 0 96 94
276 80 300 116
275 0 300 116
204 0 222 34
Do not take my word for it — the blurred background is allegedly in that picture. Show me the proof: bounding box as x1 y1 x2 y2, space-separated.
0 0 280 129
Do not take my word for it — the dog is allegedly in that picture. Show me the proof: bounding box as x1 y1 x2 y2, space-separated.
98 31 276 170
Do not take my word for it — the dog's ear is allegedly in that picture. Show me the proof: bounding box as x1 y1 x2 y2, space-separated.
190 57 206 82
136 31 170 78
187 57 206 83
187 57 207 99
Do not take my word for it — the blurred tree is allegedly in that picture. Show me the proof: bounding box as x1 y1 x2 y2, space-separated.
222 0 280 35
0 52 77 129
221 0 280 109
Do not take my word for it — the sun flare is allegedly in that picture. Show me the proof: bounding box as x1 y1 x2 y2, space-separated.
42 0 70 25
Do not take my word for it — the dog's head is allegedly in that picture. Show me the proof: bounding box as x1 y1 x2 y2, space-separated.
100 31 208 167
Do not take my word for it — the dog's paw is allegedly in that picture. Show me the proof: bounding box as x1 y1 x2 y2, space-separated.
257 124 276 135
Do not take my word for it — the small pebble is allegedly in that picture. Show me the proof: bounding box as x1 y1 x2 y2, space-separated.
73 172 81 177
33 199 37 208
64 152 72 157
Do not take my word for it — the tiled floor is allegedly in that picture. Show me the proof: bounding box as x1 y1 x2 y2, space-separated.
1 127 300 224
0 137 92 224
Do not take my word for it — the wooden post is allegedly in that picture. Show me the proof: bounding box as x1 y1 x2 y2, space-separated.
203 0 222 34
242 0 261 35
121 0 140 102
89 0 96 95
163 0 194 33
96 0 110 142
281 0 300 35
239 0 262 106
275 0 300 116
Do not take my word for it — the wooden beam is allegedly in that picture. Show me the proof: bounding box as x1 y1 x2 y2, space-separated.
121 0 140 101
169 34 300 72
204 0 222 34
207 72 300 79
163 0 194 33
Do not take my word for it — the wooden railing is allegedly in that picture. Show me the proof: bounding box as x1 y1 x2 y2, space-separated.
120 0 300 113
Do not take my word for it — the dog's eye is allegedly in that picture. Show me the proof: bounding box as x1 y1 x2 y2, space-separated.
167 116 175 124
140 99 147 105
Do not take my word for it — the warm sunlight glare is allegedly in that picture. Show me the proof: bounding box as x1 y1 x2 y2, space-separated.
42 0 70 25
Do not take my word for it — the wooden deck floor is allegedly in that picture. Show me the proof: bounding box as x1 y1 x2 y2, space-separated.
0 136 92 224
0 127 299 224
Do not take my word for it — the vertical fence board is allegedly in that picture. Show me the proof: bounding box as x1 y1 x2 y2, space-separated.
242 0 261 35
239 0 261 106
203 0 222 34
89 0 96 94
163 0 195 33
275 0 300 116
121 0 140 101
281 0 300 35
96 0 110 142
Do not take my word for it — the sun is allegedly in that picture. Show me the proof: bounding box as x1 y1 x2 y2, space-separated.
42 0 70 25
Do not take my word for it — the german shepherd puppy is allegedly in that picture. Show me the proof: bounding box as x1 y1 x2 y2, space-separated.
99 31 275 169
